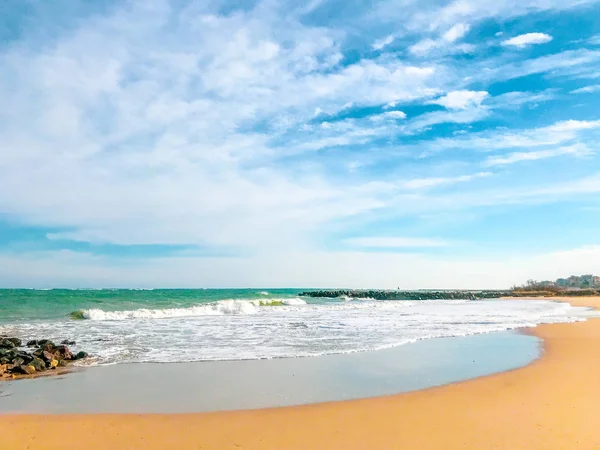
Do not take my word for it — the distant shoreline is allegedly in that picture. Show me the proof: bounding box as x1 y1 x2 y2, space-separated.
299 289 600 300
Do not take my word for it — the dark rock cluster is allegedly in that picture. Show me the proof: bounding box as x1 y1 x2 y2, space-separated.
298 290 510 300
0 336 88 380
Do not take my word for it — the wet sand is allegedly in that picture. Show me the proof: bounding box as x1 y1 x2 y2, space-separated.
1 297 600 449
0 331 541 414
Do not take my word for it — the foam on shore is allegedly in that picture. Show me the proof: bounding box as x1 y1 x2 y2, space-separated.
2 299 591 366
71 298 308 320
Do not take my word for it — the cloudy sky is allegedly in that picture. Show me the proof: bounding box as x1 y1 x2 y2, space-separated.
1 0 600 288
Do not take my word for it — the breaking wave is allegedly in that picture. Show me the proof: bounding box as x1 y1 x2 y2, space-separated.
70 298 307 321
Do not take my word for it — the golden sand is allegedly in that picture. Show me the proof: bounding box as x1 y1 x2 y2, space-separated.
1 297 599 449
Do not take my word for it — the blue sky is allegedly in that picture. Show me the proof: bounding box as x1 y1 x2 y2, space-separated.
1 0 600 288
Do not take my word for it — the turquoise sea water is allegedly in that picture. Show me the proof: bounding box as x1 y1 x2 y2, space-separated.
0 289 591 365
0 288 305 322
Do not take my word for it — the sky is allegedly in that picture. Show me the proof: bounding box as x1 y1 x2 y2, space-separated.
1 0 600 289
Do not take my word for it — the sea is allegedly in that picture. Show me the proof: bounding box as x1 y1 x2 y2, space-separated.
0 289 591 366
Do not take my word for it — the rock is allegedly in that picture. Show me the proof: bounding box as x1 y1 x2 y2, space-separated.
52 345 73 361
60 340 76 346
17 352 33 364
0 338 90 379
38 341 56 352
74 351 89 360
41 350 56 362
13 364 36 375
34 342 59 358
0 339 16 349
5 337 22 347
10 357 25 367
0 349 17 364
30 357 46 372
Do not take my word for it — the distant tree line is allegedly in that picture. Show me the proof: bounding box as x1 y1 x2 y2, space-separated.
511 276 600 296
511 279 562 292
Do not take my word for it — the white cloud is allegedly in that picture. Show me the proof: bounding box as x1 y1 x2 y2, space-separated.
489 89 556 108
293 0 327 16
523 49 600 77
0 12 336 248
372 34 394 50
373 0 595 38
502 32 553 48
442 23 470 42
546 119 600 132
409 23 472 56
484 144 592 166
368 110 407 122
574 71 600 80
0 1 452 253
473 49 600 84
409 38 439 56
403 90 553 137
432 90 489 109
408 108 490 133
344 237 448 248
400 172 492 190
570 84 600 94
405 66 436 77
424 119 600 153
382 110 407 119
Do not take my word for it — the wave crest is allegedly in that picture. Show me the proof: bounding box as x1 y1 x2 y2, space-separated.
69 298 306 321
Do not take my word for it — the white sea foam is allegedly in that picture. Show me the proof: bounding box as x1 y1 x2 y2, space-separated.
77 298 308 321
8 299 597 366
338 295 375 301
280 298 307 306
80 300 260 320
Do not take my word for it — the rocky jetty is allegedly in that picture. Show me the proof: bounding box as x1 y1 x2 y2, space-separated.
298 290 510 300
0 336 88 380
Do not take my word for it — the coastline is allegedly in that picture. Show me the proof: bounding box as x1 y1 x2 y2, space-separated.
1 297 600 449
0 330 540 414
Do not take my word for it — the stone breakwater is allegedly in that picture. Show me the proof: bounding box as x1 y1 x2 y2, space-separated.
0 337 89 380
298 290 510 300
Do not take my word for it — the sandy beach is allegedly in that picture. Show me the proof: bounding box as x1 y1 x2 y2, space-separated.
2 297 600 449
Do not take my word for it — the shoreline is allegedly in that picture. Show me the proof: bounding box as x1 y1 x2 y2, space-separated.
0 330 540 414
1 297 600 449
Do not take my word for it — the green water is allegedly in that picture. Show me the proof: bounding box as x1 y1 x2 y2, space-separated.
0 288 305 323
